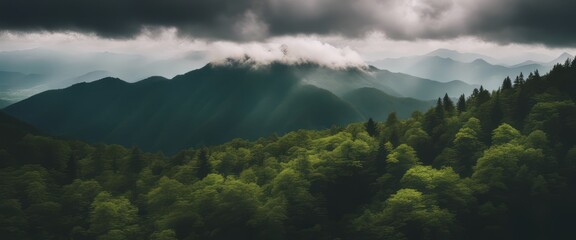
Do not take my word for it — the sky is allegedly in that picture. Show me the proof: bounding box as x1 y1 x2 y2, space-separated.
0 0 575 70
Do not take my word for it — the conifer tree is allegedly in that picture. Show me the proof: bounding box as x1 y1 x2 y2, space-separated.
365 118 378 137
457 94 467 112
197 148 211 179
502 76 512 90
443 93 455 113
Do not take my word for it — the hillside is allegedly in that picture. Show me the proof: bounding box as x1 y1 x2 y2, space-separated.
0 58 575 240
4 62 440 153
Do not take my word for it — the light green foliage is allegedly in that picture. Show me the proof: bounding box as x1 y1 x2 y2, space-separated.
150 229 178 240
473 143 523 191
354 188 454 239
89 192 139 239
452 117 485 174
211 146 252 175
472 142 545 192
146 177 186 214
492 123 522 145
387 144 421 176
404 123 430 150
401 166 473 209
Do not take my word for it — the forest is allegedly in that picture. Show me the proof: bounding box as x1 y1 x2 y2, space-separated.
1 58 576 240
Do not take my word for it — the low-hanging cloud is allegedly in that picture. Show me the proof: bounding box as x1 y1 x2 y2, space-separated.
0 0 574 47
208 38 367 69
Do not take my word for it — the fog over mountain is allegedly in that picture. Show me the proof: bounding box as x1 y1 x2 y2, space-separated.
370 49 573 89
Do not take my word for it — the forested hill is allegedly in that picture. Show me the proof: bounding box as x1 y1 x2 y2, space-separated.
3 62 437 153
1 59 576 240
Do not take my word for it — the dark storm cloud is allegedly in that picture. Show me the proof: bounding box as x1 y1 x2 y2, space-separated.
0 0 574 47
467 0 576 47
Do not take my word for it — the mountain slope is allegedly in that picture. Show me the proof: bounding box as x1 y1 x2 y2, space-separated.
342 87 434 119
292 64 474 100
4 63 443 153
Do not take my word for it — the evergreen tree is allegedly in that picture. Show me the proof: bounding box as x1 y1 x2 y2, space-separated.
457 94 467 112
502 76 512 90
435 98 444 117
128 147 143 174
385 112 398 127
443 93 455 113
476 86 491 106
364 118 378 137
196 148 211 179
514 72 525 87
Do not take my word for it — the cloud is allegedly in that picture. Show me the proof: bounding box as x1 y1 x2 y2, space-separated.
0 0 574 47
208 38 367 69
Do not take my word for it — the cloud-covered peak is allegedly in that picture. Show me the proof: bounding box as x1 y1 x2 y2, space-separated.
208 39 367 69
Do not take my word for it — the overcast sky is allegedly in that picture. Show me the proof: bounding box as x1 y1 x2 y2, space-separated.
0 0 575 66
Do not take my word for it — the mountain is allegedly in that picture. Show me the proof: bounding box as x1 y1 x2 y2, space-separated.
370 50 575 89
0 48 207 81
48 70 112 89
547 52 574 65
0 70 116 102
0 71 49 91
4 62 442 153
425 48 498 63
371 55 550 89
0 71 52 103
0 99 12 108
286 64 475 100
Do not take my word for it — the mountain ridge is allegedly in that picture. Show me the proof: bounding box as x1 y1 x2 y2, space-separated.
4 62 441 153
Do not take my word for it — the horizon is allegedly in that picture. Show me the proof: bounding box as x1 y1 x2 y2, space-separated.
1 0 576 78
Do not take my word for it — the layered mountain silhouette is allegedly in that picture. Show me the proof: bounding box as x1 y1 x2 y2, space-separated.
370 50 571 89
3 61 463 153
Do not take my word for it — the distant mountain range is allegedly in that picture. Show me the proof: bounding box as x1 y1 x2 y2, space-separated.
0 48 207 80
370 49 573 89
4 61 463 153
0 70 112 105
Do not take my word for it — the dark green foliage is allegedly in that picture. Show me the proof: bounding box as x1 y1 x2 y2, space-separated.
443 93 455 113
196 148 211 179
502 76 513 90
1 63 576 240
457 94 466 112
364 118 378 137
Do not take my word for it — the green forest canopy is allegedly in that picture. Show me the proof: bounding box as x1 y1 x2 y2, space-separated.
1 58 576 239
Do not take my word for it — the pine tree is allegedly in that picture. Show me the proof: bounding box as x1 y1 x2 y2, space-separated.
365 118 378 137
128 147 143 174
514 73 525 87
435 98 444 117
443 93 455 113
502 76 512 90
386 112 399 127
457 94 467 112
197 148 211 179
